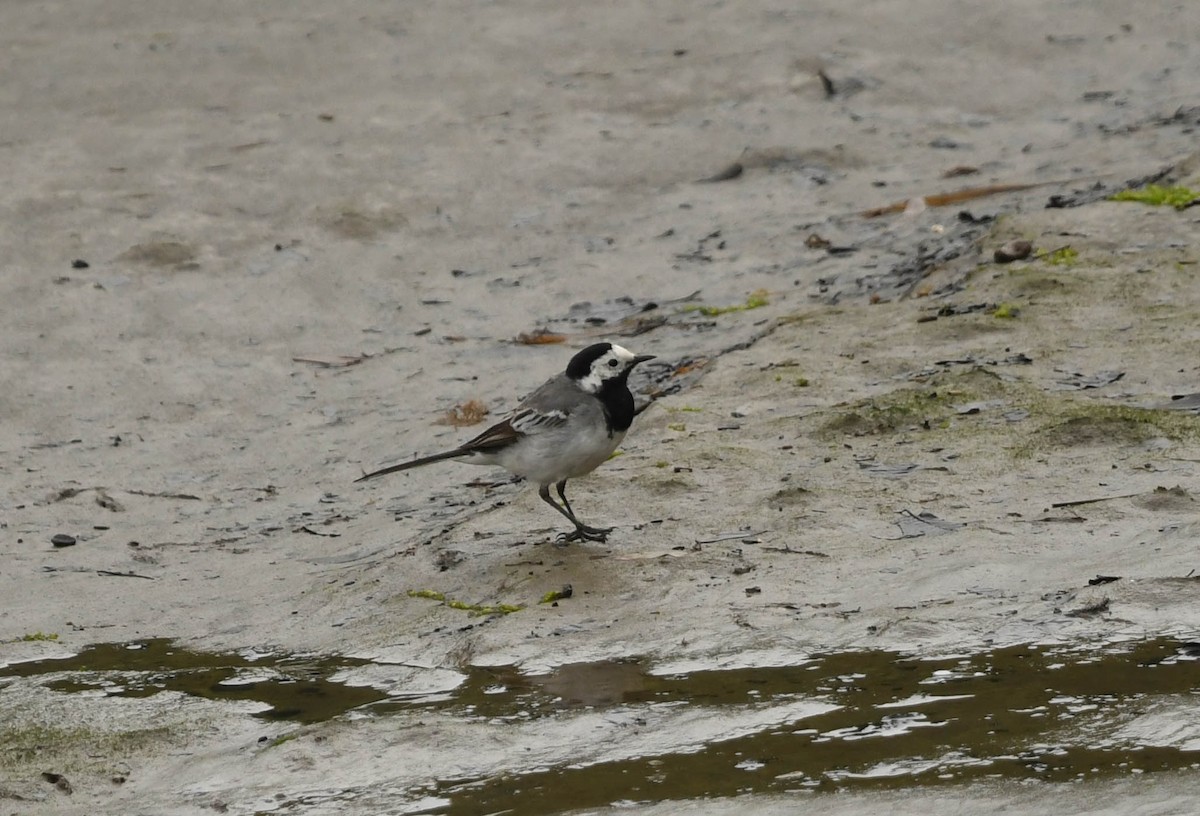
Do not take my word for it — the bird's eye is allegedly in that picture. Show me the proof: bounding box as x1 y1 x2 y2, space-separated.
608 359 619 367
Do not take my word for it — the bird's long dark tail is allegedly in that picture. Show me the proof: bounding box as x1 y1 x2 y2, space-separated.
354 449 469 482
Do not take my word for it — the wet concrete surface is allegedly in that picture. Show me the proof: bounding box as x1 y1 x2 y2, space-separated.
4 1 1200 813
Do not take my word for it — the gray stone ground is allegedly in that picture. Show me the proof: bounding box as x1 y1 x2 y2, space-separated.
3 1 1200 813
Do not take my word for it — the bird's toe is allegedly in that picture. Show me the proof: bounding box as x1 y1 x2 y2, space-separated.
555 525 612 544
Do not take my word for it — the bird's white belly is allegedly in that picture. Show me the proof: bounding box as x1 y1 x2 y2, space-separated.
490 425 626 485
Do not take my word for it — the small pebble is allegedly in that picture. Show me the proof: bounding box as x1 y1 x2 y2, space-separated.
697 162 744 183
929 136 964 149
71 259 90 269
994 240 1033 263
51 533 77 547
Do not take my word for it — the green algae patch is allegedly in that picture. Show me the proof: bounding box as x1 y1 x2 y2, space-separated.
0 724 174 772
1040 415 1158 448
1110 184 1200 210
1000 264 1077 296
992 303 1019 319
539 586 573 604
0 725 86 770
814 367 1029 443
681 288 770 316
767 485 814 509
819 401 924 438
448 600 524 616
1024 403 1200 455
409 589 523 616
1041 246 1079 266
19 632 59 642
818 384 970 439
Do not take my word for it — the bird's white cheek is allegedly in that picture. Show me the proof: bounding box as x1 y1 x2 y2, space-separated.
577 371 604 394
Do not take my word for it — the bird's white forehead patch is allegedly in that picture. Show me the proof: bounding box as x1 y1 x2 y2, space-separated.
608 344 636 362
576 344 638 394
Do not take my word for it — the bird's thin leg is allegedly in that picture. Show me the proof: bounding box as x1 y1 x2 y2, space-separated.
556 480 613 539
555 479 575 517
539 482 612 543
538 483 580 526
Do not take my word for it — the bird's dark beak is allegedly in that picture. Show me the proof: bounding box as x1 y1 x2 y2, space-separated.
632 354 655 366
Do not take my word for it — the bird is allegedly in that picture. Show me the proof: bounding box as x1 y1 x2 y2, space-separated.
355 342 655 543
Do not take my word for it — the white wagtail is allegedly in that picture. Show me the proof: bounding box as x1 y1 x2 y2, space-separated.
356 342 655 542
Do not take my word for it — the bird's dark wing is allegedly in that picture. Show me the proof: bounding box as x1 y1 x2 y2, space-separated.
458 416 523 453
508 406 570 435
460 406 569 453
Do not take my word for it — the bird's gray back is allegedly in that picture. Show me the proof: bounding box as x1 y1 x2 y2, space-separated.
520 374 601 420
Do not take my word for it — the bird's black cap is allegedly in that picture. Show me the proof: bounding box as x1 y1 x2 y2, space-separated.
565 342 615 380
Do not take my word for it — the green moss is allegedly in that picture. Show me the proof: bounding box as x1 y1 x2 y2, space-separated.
745 290 770 308
681 289 770 316
793 377 810 387
768 486 813 508
992 303 1019 319
820 388 954 438
1110 184 1200 210
539 588 572 604
668 423 687 432
819 403 922 438
19 632 59 642
654 461 670 468
1007 399 1200 459
0 725 82 769
1036 404 1200 449
446 600 523 616
408 589 522 616
1040 415 1155 448
1002 264 1076 296
0 724 174 771
805 357 1196 461
1041 246 1079 266
816 369 1014 440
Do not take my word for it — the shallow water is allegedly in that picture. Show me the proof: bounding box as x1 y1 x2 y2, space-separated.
1 639 385 724
5 638 1198 814
405 641 1200 814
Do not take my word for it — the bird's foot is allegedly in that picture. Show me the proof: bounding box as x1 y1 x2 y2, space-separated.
556 524 613 544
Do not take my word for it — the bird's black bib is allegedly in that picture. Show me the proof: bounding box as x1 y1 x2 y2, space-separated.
596 375 636 436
